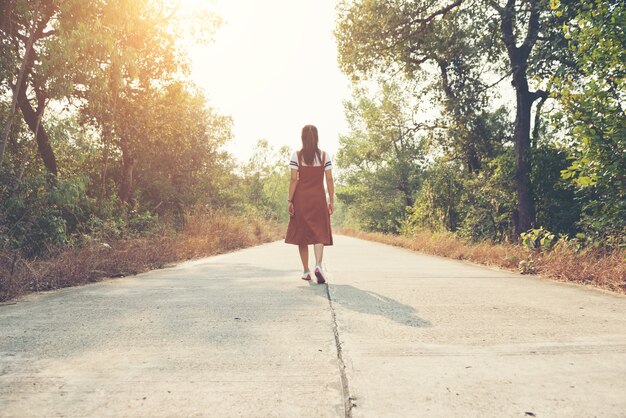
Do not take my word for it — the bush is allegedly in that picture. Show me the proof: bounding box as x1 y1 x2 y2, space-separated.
0 174 94 257
0 171 162 257
520 227 557 252
407 161 465 233
0 210 283 302
407 155 516 242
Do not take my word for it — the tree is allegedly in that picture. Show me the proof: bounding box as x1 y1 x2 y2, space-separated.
0 0 58 177
240 140 292 222
553 0 625 242
336 80 425 233
135 84 233 213
1 0 220 194
335 0 563 235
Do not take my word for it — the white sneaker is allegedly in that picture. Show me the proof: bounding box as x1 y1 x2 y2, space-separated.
301 271 311 281
314 265 326 284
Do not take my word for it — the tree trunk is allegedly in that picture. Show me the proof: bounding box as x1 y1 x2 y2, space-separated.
99 123 111 208
398 176 413 208
17 83 57 178
99 64 119 209
531 93 548 150
0 0 39 168
493 0 541 236
512 78 536 235
119 141 134 204
392 138 414 208
437 59 483 174
466 141 481 174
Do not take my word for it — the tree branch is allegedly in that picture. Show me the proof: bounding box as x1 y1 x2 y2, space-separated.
530 89 548 102
531 92 548 148
408 0 465 26
476 71 512 94
487 0 504 13
521 0 540 60
0 0 41 168
495 0 518 59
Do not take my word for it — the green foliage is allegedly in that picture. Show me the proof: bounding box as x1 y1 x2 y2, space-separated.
552 0 626 243
336 79 425 233
335 0 582 236
456 154 517 242
239 140 292 223
520 227 557 252
406 161 465 233
126 211 160 236
1 0 623 263
0 0 242 260
532 144 581 236
122 84 234 213
0 162 163 257
334 0 620 249
0 173 92 256
405 154 516 242
337 170 413 234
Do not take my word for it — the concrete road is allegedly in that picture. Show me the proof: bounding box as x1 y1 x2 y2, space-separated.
1 236 625 417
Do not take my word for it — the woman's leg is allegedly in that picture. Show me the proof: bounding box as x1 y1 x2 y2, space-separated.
314 243 324 266
298 245 309 271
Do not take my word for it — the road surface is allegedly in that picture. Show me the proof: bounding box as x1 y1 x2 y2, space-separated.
1 235 625 417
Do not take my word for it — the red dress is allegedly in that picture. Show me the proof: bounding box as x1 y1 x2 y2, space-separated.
285 151 333 245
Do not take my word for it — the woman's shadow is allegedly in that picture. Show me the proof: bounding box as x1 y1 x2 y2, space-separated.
309 282 431 328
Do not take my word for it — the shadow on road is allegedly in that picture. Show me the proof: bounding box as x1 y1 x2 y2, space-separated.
310 282 431 328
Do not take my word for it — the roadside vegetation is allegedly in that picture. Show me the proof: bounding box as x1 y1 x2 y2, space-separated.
0 1 288 302
332 0 625 292
0 212 282 302
338 228 625 294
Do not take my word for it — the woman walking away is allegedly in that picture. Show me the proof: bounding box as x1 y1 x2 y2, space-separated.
285 124 334 284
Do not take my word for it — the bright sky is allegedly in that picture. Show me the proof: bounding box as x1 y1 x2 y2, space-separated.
189 0 351 163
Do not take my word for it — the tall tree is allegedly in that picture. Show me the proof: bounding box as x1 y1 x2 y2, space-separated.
0 0 58 177
1 0 220 193
335 0 561 235
489 0 547 235
58 0 182 205
128 83 233 213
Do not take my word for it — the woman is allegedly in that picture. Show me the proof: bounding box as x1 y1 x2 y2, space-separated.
285 124 334 284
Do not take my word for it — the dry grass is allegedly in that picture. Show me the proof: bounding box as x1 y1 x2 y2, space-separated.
338 227 626 294
0 212 284 302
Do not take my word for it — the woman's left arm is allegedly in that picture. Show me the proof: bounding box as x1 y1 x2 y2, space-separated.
325 170 334 215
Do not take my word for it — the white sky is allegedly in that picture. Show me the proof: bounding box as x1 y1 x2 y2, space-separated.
189 0 350 163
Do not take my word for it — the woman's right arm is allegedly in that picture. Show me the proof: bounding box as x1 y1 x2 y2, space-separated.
288 169 298 215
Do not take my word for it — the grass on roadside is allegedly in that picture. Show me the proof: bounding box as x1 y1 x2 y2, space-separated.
338 228 626 294
0 212 284 302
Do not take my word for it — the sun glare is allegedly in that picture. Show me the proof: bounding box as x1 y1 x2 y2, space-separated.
185 0 351 163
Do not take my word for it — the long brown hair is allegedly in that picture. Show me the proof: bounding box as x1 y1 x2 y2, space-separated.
300 124 321 166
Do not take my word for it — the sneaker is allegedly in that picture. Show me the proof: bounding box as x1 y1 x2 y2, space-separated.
314 265 326 284
301 271 311 281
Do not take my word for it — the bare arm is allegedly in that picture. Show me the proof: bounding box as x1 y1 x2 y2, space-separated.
325 169 334 215
288 169 298 200
288 169 298 215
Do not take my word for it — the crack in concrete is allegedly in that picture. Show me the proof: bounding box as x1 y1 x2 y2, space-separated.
324 282 354 418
